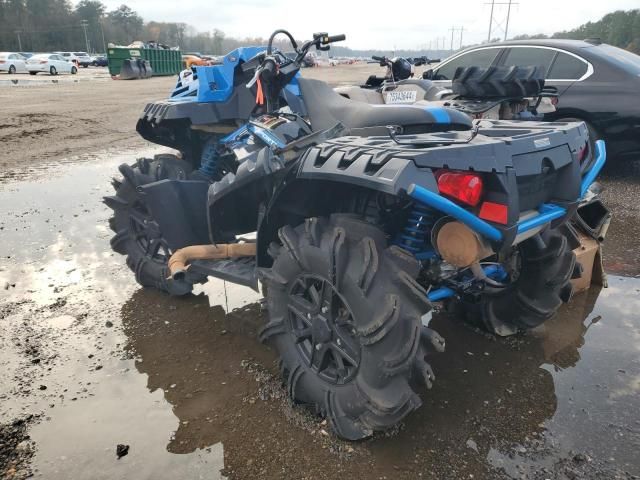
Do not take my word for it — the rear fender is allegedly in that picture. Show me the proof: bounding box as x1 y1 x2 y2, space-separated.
256 149 439 268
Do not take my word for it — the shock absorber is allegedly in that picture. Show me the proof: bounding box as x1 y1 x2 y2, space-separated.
198 136 222 180
395 203 438 259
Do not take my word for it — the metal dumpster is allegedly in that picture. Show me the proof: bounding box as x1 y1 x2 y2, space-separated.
107 47 182 77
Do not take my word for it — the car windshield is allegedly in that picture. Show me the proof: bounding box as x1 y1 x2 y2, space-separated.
590 44 640 75
74 52 87 56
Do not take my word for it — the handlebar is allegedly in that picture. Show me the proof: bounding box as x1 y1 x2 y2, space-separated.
247 29 346 111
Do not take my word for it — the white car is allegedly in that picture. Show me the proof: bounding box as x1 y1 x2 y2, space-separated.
26 54 78 75
55 51 93 67
0 52 28 74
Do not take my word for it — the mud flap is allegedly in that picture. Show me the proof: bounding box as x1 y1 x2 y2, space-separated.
138 179 210 250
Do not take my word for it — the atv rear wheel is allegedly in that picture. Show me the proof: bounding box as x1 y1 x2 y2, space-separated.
261 214 445 440
456 229 576 336
105 154 193 295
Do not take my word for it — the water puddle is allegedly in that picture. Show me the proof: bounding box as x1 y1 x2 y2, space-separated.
0 151 639 479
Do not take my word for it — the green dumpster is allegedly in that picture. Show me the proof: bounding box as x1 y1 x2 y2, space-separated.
107 47 183 77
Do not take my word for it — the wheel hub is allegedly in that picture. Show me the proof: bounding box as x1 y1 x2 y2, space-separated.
311 315 332 344
287 274 361 384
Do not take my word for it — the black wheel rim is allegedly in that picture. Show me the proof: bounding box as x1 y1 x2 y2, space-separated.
128 201 171 264
287 274 361 384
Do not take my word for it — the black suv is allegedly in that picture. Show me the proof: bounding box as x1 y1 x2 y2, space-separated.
423 39 640 160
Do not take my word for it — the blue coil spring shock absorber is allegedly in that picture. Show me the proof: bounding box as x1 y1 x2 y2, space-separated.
198 137 222 180
395 203 438 259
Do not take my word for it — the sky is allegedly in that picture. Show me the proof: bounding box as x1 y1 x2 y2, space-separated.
92 0 639 50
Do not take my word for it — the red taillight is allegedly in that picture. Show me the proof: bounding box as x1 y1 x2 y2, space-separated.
577 141 589 164
40 60 48 64
479 201 508 224
437 172 483 206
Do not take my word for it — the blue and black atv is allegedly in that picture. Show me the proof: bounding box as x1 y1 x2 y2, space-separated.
105 29 607 440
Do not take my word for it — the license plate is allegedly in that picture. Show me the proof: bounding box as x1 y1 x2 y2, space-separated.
385 90 417 104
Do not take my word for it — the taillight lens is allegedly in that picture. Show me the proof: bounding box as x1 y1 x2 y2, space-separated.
437 172 483 206
577 141 589 164
40 60 48 64
479 201 508 224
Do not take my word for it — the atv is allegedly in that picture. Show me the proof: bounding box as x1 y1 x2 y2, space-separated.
105 29 607 440
336 55 559 123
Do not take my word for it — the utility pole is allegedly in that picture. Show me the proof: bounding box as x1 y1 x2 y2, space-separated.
459 26 464 49
487 0 495 42
449 26 456 52
15 30 22 51
80 20 90 53
485 0 518 42
100 20 106 52
504 0 513 40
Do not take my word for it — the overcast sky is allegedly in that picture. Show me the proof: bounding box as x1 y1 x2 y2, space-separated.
93 0 638 50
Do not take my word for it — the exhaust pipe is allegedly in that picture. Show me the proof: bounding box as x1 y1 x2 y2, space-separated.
168 243 257 281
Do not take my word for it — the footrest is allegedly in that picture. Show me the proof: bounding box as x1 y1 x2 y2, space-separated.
189 256 258 290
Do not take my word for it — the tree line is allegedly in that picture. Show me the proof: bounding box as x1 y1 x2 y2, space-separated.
1 1 638 56
0 0 294 54
512 9 640 53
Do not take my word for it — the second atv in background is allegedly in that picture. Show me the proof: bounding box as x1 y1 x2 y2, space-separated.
336 55 558 121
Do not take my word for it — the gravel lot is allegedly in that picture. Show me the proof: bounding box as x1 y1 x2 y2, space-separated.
1 64 639 480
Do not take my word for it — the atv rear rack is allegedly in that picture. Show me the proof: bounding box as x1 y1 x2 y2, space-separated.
408 140 606 245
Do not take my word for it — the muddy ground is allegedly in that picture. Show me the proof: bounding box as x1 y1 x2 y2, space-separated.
1 65 640 479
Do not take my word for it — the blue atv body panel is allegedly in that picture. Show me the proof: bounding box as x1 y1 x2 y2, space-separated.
195 47 265 103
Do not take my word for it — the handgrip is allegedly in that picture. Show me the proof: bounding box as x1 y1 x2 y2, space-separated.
325 34 346 44
372 55 384 62
261 57 277 80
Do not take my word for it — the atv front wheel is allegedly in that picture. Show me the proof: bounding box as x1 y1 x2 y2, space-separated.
456 229 576 336
105 154 193 295
261 214 444 440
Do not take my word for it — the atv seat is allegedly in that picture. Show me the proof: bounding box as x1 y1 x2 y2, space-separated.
298 78 472 135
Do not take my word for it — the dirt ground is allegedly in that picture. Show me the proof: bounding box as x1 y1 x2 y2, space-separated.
1 64 640 480
0 63 400 177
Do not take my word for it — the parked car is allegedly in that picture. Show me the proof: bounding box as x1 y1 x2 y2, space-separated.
422 39 640 160
0 52 28 74
54 51 92 67
27 54 78 75
92 55 108 67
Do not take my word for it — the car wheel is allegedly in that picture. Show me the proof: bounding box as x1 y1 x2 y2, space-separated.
50 66 57 75
8 65 16 74
71 66 77 74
